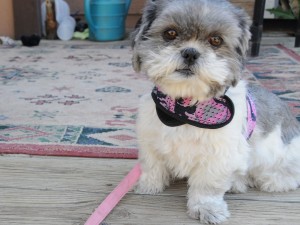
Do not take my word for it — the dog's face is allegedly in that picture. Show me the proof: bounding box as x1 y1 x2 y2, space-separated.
132 0 251 101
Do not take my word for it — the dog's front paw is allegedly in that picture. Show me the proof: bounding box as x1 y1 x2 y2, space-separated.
134 173 167 195
228 180 248 194
187 200 230 224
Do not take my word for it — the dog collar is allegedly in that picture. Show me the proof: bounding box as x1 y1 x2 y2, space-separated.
152 86 235 129
152 86 256 139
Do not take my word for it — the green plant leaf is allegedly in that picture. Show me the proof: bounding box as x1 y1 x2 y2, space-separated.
267 8 297 19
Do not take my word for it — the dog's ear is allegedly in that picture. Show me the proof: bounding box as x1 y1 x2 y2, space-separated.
131 0 158 72
233 8 252 60
230 7 252 87
131 0 158 47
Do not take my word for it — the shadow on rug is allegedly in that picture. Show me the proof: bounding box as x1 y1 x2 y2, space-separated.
0 42 299 158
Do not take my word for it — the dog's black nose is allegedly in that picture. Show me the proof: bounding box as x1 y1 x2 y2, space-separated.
181 48 200 66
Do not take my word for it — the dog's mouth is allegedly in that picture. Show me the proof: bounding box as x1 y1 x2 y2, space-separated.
176 68 194 76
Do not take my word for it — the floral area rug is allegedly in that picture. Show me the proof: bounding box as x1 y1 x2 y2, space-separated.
0 42 299 158
0 41 151 158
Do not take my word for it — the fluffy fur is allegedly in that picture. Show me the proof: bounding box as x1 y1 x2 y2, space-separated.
131 0 300 224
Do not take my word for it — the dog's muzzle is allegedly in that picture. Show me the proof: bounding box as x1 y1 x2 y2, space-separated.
176 48 200 76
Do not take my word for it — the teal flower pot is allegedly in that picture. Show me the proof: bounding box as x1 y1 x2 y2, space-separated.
84 0 132 41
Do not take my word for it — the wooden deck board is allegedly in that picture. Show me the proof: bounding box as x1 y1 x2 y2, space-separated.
0 154 299 225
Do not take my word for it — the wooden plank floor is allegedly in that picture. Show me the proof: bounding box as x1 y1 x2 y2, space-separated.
0 154 300 225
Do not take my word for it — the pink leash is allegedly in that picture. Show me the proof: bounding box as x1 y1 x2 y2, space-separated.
84 163 141 225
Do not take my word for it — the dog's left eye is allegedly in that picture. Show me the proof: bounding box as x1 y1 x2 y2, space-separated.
208 36 223 47
163 29 178 41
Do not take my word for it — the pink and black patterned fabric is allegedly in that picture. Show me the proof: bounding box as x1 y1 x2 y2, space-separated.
245 94 256 139
152 86 256 139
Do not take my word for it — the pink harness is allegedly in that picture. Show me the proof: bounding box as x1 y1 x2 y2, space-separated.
152 86 235 129
152 86 256 139
84 88 257 225
245 93 257 139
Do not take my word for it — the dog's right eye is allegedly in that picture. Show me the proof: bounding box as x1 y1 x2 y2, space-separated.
163 29 178 41
208 36 223 48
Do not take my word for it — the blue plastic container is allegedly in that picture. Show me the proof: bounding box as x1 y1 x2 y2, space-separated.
84 0 131 41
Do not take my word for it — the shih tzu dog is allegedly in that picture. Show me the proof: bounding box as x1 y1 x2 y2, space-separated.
131 0 300 223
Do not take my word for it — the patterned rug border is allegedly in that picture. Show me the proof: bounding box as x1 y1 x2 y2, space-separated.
0 143 138 159
276 44 300 62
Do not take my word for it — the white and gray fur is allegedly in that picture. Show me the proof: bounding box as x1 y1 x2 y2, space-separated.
132 0 300 224
132 0 252 101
